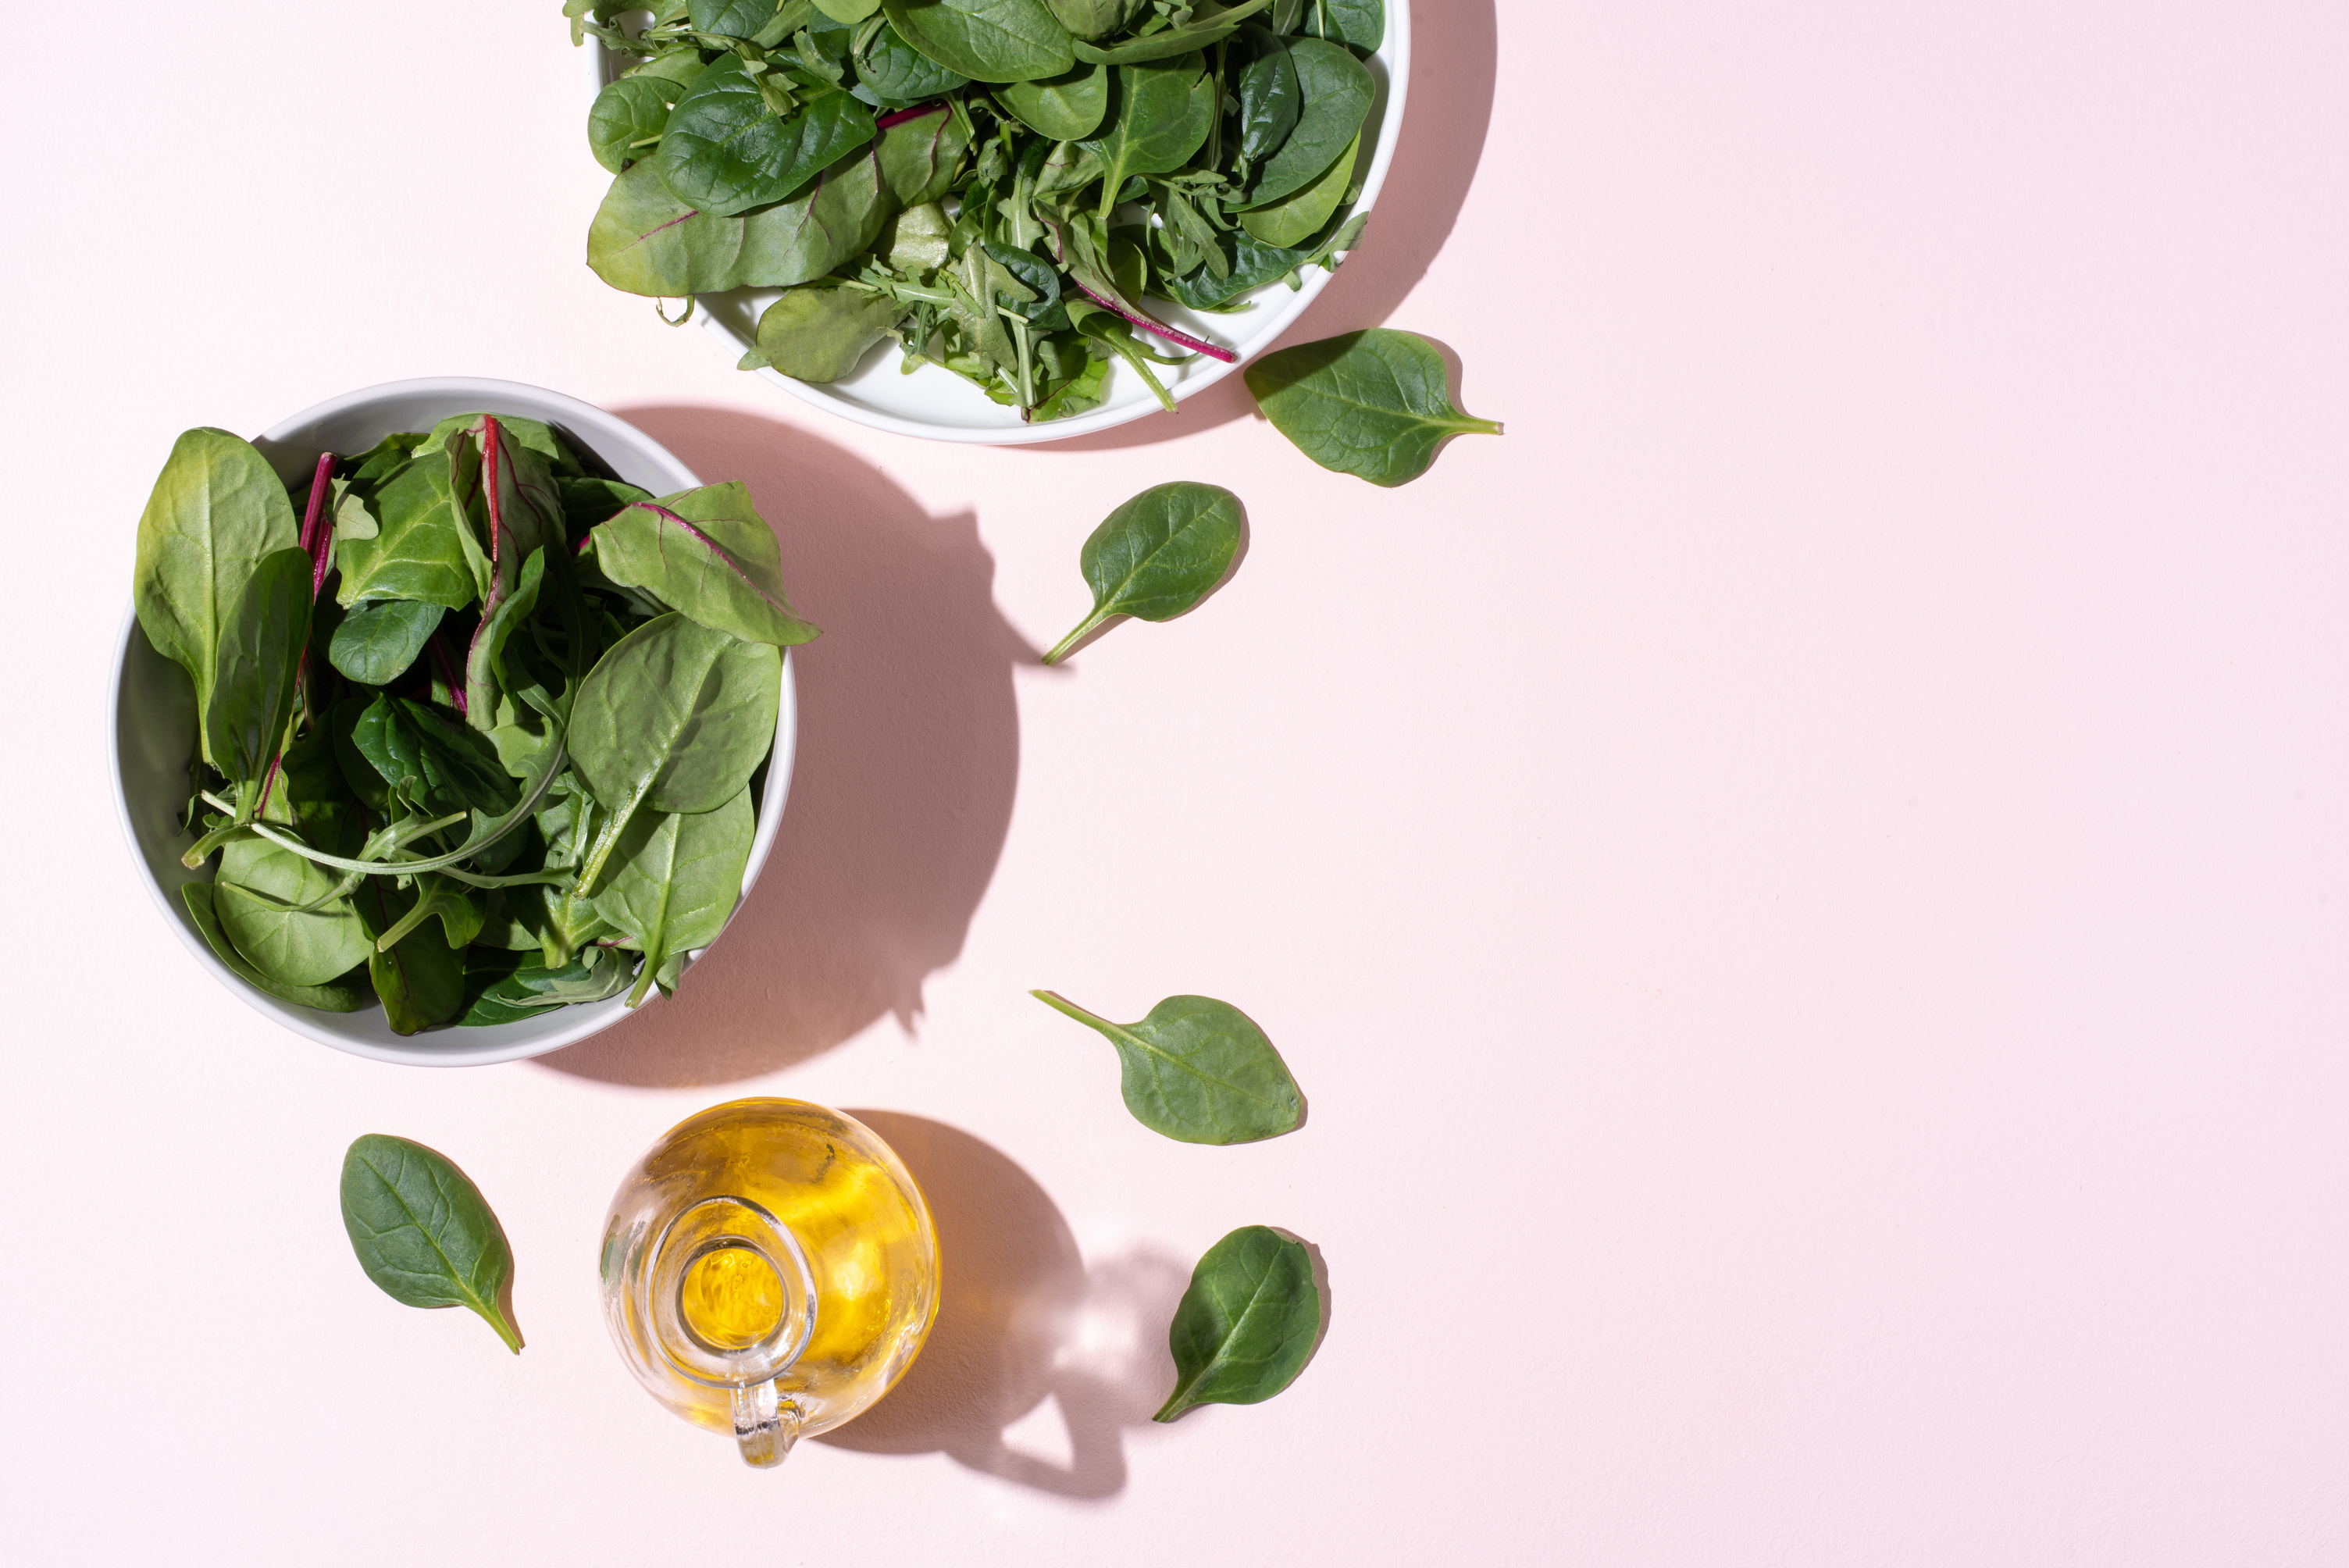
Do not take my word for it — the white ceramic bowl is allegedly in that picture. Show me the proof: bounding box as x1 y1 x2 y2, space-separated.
584 12 1410 444
110 377 798 1067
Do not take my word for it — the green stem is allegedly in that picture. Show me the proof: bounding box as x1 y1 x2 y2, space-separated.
373 879 444 953
1041 606 1112 665
1030 989 1113 1030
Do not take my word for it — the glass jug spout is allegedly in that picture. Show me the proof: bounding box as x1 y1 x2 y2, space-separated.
644 1195 819 1469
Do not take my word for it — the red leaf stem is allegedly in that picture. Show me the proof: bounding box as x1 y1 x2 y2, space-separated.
1069 281 1236 363
875 102 949 130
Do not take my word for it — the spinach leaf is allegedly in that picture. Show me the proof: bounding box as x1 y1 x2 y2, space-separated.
134 428 300 766
691 0 782 36
1233 30 1302 173
875 101 972 204
588 148 890 296
1239 36 1368 209
854 20 970 101
340 1134 522 1353
983 239 1068 326
748 281 907 380
1244 329 1502 486
182 882 369 1012
572 615 782 818
592 786 755 1005
1154 1226 1321 1420
814 0 882 20
658 56 877 217
350 696 521 818
1071 0 1269 63
879 0 1075 83
355 881 469 1034
1236 127 1356 247
1031 991 1301 1142
1153 209 1363 308
588 73 688 173
459 947 635 1025
334 444 483 610
1044 0 1142 39
465 547 545 729
1076 52 1216 221
996 60 1107 139
328 599 444 686
204 547 312 788
1296 0 1380 51
1041 480 1242 663
215 835 375 987
588 484 821 647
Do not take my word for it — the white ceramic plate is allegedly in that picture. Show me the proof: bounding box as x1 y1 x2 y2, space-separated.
111 377 798 1067
584 11 1409 444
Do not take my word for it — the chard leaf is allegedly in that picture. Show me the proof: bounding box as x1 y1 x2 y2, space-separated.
1244 328 1502 486
1032 990 1301 1142
134 428 300 767
1042 481 1243 663
1155 1226 1322 1420
340 1135 522 1353
875 100 973 204
587 483 822 647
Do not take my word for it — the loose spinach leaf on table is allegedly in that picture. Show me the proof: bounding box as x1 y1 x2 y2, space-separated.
183 882 369 1012
1244 328 1502 486
329 598 444 686
1032 990 1302 1142
134 429 300 766
593 787 757 1005
340 1134 523 1353
586 483 822 647
880 0 1075 83
1043 481 1243 663
1154 1225 1322 1420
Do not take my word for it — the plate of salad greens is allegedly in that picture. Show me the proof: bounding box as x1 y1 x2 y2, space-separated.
112 377 806 1067
571 0 1405 442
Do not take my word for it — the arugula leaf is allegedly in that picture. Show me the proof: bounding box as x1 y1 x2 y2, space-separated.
1042 480 1243 663
340 1134 522 1353
1154 1226 1321 1420
1245 329 1502 486
1032 991 1303 1142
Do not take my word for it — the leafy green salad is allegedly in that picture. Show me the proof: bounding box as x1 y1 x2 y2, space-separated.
133 415 815 1034
571 0 1384 420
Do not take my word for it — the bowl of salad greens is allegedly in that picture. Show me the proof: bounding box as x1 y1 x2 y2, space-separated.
572 0 1404 443
111 377 807 1067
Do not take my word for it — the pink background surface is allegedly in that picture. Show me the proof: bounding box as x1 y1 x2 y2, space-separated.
5 2 2347 1561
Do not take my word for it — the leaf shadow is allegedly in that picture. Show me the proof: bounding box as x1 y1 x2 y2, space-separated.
1028 0 1502 452
817 1112 1192 1501
533 409 1032 1088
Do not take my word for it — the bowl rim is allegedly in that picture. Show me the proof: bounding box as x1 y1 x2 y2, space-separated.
110 376 798 1067
583 7 1410 444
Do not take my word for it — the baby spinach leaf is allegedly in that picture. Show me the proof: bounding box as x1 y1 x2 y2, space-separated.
328 598 444 686
572 614 782 818
1153 208 1364 308
1076 52 1216 220
1233 30 1302 172
588 485 822 647
1239 36 1368 209
215 835 375 987
351 696 521 818
815 0 882 20
355 882 469 1034
134 428 300 766
1045 0 1143 39
692 0 785 36
340 1134 522 1353
855 20 970 101
875 100 972 204
1154 1226 1321 1420
465 547 546 729
1042 480 1243 663
880 0 1075 83
593 787 755 1005
750 282 907 380
1071 0 1268 63
459 947 634 1025
205 547 313 787
658 56 877 217
588 148 890 296
1031 991 1302 1142
983 239 1068 325
1244 328 1502 486
182 882 369 1012
335 445 483 610
1296 0 1380 51
1237 127 1355 247
996 59 1107 139
589 73 686 174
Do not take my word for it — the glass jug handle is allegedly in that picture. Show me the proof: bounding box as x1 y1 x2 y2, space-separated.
731 1378 804 1468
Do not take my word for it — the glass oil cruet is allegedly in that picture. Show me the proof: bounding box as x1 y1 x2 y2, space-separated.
600 1099 940 1468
